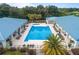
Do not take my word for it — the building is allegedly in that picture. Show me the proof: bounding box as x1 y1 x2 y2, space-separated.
0 17 27 48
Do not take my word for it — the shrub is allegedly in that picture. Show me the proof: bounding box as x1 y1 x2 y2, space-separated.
28 49 36 55
20 47 28 53
0 48 5 55
8 47 17 51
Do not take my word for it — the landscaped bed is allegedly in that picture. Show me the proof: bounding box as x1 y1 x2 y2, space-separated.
71 48 79 55
0 46 36 55
28 20 46 23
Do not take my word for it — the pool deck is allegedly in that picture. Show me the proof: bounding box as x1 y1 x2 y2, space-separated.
12 22 76 50
15 23 57 48
14 22 76 49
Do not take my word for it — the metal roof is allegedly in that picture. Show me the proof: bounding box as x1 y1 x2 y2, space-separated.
0 17 27 42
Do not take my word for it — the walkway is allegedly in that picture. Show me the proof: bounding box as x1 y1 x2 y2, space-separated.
36 49 44 55
67 49 74 55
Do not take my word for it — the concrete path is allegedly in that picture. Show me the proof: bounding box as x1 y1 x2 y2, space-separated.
36 49 43 55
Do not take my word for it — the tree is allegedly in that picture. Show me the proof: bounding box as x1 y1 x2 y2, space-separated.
27 14 42 21
0 3 10 17
42 34 67 55
0 3 79 19
9 7 18 18
36 5 45 17
47 6 60 16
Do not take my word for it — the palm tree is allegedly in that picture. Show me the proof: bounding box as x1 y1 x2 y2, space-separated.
42 34 67 55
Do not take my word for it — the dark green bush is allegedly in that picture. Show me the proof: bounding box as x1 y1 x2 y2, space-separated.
28 49 36 55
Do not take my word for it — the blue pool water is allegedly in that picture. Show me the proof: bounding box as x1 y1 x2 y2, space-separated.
25 26 52 41
47 15 79 41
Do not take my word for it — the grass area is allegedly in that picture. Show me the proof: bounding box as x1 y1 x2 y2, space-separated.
4 50 23 55
0 47 28 55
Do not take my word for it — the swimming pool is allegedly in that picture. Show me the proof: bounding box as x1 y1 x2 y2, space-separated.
24 26 52 41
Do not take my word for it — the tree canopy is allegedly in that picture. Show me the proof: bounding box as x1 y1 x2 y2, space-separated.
0 3 79 19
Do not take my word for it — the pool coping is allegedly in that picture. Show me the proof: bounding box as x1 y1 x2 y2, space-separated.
21 23 57 48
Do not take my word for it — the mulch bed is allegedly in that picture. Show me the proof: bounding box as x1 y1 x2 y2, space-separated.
71 48 79 55
28 49 36 55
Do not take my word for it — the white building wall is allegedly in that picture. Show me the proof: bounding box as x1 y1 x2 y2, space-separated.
2 40 6 48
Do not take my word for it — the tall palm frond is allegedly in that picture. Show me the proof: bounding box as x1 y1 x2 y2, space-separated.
42 34 67 55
